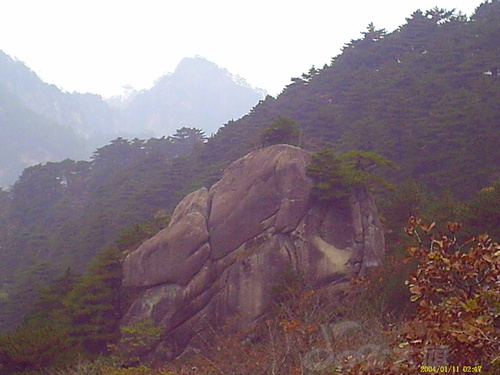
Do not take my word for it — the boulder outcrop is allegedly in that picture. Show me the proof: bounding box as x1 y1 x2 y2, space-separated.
121 144 384 360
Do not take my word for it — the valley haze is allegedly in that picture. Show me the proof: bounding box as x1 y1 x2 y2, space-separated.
0 53 265 187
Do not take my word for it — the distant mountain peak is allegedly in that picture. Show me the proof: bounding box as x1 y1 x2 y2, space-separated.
0 50 265 186
173 56 265 93
120 56 266 137
175 55 217 71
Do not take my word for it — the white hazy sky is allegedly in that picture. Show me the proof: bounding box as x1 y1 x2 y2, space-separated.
0 0 483 98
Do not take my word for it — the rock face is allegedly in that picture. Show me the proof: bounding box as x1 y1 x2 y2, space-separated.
121 144 384 360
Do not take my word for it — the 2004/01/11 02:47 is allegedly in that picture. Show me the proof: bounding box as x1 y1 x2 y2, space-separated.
420 365 482 372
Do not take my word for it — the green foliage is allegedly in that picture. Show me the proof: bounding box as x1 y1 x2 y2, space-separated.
307 148 351 202
307 148 395 203
169 127 207 153
379 181 464 250
0 211 171 372
0 322 73 374
63 246 124 354
44 357 177 375
260 116 302 147
115 214 170 252
0 133 190 330
4 2 500 332
338 150 396 189
350 256 415 322
378 179 432 245
0 268 78 371
0 262 61 332
114 319 163 362
460 181 500 240
25 268 80 327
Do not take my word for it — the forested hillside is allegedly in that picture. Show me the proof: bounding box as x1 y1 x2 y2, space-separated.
0 2 499 372
0 128 206 329
0 53 263 187
186 4 500 198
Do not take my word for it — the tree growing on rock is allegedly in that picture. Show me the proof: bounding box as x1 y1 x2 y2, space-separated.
306 148 396 204
260 116 302 147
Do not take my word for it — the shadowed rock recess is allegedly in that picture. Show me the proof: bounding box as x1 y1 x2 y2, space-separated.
121 144 384 360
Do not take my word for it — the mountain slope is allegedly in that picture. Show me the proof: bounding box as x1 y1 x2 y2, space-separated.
0 50 119 139
0 131 204 330
119 56 265 136
0 82 85 187
0 53 264 187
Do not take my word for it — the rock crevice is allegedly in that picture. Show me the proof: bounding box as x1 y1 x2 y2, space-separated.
121 144 385 360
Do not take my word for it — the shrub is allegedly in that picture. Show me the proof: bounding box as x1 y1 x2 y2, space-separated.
46 357 176 375
402 217 500 371
260 116 302 147
114 319 163 363
0 323 73 374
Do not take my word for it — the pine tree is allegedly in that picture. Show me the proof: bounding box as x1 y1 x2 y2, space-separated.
63 246 124 354
260 116 302 147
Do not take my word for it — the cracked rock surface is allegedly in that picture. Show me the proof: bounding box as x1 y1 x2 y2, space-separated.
121 144 384 360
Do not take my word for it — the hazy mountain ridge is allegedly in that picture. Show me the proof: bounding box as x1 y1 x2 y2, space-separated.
0 51 119 139
119 57 265 137
0 53 265 186
0 80 86 186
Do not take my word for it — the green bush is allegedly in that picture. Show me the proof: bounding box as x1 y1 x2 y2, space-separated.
260 116 302 147
114 319 163 362
307 148 395 204
0 323 73 374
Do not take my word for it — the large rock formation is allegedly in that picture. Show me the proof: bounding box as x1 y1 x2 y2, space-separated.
121 144 384 360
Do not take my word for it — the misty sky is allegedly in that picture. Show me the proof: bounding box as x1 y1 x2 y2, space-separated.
0 0 483 98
